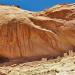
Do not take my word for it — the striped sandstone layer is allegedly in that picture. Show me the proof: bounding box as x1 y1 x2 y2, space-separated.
0 4 75 61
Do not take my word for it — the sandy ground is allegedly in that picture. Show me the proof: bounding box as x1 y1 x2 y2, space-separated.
0 53 75 75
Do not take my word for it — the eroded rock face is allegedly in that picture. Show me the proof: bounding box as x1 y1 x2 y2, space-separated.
0 4 75 61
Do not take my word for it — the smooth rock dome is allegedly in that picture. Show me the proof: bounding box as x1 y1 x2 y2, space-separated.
0 4 75 61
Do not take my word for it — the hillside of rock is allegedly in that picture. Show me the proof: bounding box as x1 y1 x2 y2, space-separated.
0 4 75 61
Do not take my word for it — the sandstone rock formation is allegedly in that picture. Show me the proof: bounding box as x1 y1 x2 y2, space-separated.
0 4 75 61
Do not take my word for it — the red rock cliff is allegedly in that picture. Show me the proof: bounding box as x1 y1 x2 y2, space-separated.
0 4 75 60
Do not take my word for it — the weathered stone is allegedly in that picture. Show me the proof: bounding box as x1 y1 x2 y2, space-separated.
0 4 75 61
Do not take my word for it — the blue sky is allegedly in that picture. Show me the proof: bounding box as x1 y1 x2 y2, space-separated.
0 0 75 11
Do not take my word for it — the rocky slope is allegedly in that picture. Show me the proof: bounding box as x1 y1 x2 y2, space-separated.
0 4 75 61
0 51 75 75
